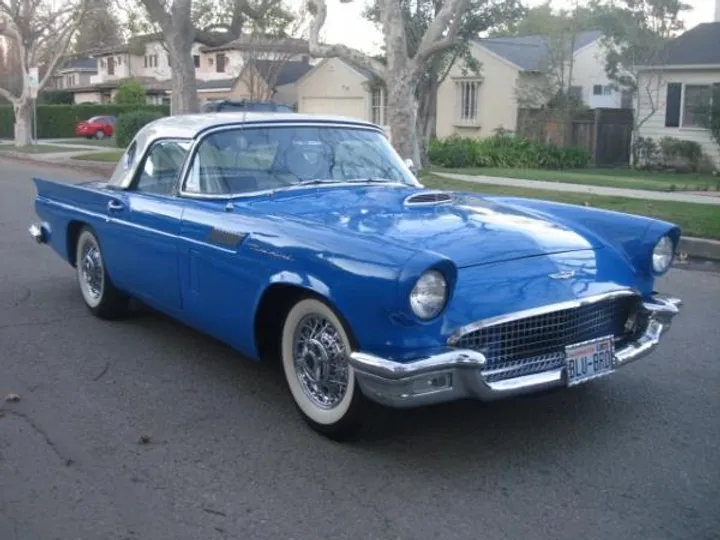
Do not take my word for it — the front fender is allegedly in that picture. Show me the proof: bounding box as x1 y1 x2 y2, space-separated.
486 196 682 279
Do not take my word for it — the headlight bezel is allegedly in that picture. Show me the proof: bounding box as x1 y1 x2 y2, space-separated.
652 235 675 275
409 269 449 321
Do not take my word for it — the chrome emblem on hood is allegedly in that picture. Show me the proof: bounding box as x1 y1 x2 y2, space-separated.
549 270 576 280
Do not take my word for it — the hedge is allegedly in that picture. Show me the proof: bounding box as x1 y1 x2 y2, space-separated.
428 134 591 170
0 104 170 139
115 110 166 147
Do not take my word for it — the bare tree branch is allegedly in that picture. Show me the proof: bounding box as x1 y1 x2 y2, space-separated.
414 0 469 63
306 0 386 79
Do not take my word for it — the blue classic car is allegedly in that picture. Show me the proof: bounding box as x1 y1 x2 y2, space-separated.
29 112 682 440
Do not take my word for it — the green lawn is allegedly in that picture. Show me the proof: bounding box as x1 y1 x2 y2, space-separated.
55 138 118 147
433 166 720 192
0 144 75 154
422 173 720 240
72 150 124 162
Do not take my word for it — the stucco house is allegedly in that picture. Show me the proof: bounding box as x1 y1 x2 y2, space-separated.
195 59 314 107
49 58 98 91
634 18 720 166
296 57 388 131
57 33 313 106
435 30 625 139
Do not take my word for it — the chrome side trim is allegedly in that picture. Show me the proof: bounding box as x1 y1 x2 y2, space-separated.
350 292 681 409
447 288 638 346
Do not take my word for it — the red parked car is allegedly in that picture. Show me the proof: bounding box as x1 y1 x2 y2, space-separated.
75 115 116 139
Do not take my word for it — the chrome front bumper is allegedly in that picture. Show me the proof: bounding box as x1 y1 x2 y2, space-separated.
349 294 682 408
29 222 49 244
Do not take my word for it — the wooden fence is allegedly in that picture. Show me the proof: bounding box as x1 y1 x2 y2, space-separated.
516 108 634 167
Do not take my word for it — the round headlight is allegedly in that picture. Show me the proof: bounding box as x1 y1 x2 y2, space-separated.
410 270 448 320
652 236 674 274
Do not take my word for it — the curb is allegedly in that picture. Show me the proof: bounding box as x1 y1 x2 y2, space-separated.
680 236 720 262
0 151 116 176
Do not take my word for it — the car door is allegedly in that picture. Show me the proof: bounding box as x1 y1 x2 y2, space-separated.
102 139 191 313
174 133 273 352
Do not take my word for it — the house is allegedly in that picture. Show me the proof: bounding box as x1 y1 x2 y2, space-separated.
49 58 98 91
295 57 388 129
56 32 313 106
435 30 625 139
194 59 313 107
634 16 720 166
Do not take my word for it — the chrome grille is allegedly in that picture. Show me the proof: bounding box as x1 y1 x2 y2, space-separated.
454 295 640 382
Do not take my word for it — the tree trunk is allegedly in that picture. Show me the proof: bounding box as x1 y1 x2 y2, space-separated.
387 72 422 169
416 79 438 167
13 100 32 146
167 36 199 115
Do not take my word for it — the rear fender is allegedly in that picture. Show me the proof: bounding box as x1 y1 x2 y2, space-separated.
33 177 118 264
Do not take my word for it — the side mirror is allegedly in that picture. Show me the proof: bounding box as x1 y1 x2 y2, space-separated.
404 158 417 174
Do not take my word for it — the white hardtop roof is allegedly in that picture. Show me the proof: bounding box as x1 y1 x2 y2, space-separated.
142 111 379 140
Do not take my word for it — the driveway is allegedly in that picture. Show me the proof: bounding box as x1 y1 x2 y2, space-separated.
1 159 718 540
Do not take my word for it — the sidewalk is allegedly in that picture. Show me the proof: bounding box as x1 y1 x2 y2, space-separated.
435 172 720 206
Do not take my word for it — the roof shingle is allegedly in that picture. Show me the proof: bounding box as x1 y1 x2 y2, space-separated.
644 23 720 66
473 30 603 72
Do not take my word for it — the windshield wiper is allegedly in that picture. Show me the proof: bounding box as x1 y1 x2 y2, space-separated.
345 177 397 184
293 178 344 186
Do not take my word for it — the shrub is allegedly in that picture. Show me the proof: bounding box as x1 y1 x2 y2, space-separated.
114 80 147 106
428 135 590 170
0 104 170 139
115 110 164 147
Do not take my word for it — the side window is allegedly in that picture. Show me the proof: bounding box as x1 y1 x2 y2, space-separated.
135 141 190 195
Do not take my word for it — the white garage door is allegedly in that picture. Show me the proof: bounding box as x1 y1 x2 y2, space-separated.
300 97 367 121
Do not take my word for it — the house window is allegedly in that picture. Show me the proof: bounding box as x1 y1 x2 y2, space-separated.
193 55 200 68
216 53 226 73
593 84 613 96
457 80 480 123
682 84 712 128
144 55 159 68
107 57 115 75
371 87 386 125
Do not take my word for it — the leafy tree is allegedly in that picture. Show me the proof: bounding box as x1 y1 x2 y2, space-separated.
594 0 691 158
114 80 147 105
362 0 525 165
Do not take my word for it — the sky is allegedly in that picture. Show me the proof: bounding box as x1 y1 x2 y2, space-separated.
311 0 716 54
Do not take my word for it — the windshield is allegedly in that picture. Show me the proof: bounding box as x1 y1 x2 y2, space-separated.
183 125 418 196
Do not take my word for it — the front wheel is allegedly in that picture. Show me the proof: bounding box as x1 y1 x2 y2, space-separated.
280 297 371 441
75 226 129 319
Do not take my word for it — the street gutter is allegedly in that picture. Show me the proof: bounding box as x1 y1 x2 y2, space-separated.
4 153 719 263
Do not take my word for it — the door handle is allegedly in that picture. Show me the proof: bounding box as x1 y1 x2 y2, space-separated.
107 199 124 212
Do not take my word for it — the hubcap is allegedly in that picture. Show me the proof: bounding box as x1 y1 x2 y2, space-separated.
292 314 350 409
80 239 104 301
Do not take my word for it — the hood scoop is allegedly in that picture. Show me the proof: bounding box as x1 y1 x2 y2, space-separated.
404 191 454 207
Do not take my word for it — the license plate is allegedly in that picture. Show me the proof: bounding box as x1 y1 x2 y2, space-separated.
565 336 615 386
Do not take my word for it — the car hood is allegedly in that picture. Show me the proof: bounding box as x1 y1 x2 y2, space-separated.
246 186 600 268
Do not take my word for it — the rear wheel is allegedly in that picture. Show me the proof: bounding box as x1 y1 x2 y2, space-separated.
75 226 128 319
280 297 370 441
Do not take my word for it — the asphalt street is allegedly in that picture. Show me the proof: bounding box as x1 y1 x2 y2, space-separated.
1 158 718 540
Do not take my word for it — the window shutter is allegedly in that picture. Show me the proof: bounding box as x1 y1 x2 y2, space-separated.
665 83 682 127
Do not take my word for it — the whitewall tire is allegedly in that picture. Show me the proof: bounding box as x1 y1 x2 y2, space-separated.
75 226 128 319
280 297 369 440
